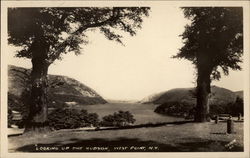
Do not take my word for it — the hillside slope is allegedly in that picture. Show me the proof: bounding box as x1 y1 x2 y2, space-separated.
142 86 243 117
141 86 238 106
8 65 107 110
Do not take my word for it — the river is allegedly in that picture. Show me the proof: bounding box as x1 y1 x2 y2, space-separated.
75 102 185 125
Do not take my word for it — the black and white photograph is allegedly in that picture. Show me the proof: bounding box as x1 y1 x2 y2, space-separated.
1 1 249 158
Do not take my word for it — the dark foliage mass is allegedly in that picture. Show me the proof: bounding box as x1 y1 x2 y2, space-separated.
100 111 136 127
8 8 149 131
155 96 243 118
8 92 29 128
154 102 193 118
12 108 100 129
48 109 99 130
10 108 137 129
173 7 243 121
8 7 150 61
209 97 243 117
175 7 243 79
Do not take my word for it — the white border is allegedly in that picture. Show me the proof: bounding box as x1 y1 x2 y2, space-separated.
1 1 250 158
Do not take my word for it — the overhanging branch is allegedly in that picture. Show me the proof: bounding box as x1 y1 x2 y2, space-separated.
73 8 121 35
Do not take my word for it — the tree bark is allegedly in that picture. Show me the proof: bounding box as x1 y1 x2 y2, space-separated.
194 54 212 122
24 39 51 134
194 72 210 122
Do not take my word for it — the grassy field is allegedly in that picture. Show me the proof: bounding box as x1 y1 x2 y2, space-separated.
9 122 243 152
9 103 243 152
8 103 244 152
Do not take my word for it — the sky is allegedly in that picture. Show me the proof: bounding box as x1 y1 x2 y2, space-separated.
7 6 244 101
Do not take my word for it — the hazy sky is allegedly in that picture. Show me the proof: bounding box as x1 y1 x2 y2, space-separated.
8 6 244 100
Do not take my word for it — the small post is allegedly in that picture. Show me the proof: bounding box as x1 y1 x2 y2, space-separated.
227 116 234 134
238 113 241 121
215 115 219 124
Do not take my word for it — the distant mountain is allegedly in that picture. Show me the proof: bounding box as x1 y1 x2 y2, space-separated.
139 91 166 104
141 86 237 106
142 86 243 118
8 65 107 111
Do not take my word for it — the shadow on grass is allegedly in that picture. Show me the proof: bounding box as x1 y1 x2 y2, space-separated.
8 133 23 137
15 137 243 152
210 132 227 135
81 120 193 132
8 120 192 137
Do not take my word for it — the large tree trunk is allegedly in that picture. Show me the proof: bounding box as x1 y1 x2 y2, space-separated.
194 71 211 122
194 55 212 122
24 39 51 134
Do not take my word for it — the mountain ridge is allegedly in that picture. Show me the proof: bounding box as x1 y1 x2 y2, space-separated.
141 86 241 106
8 65 107 110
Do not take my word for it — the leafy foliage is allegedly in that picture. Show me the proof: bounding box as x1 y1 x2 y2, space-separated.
8 7 150 63
174 7 243 80
155 97 243 118
100 111 136 127
210 96 243 116
8 92 29 128
8 7 149 130
48 108 99 130
173 7 243 121
154 101 194 118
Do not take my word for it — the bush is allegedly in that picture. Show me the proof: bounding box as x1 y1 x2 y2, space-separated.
48 108 99 130
8 90 30 128
154 101 193 118
78 110 100 127
210 97 243 117
155 97 244 119
232 97 244 116
100 111 136 127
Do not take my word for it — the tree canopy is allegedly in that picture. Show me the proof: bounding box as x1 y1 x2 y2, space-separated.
7 7 150 132
175 7 243 80
8 7 150 64
174 7 243 122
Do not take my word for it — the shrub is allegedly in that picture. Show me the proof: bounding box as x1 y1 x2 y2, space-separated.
210 97 243 117
155 97 244 119
100 111 136 127
78 110 100 127
48 108 99 130
154 101 193 118
232 97 244 116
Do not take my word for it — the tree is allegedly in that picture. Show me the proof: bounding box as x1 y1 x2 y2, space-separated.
8 7 150 133
174 7 243 122
48 109 100 130
100 111 136 127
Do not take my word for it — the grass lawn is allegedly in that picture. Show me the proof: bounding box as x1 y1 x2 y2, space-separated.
9 121 243 152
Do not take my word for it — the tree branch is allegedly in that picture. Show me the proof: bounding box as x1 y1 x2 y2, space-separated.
47 8 122 64
73 8 120 35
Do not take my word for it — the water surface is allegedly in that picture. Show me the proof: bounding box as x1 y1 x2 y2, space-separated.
76 102 184 125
